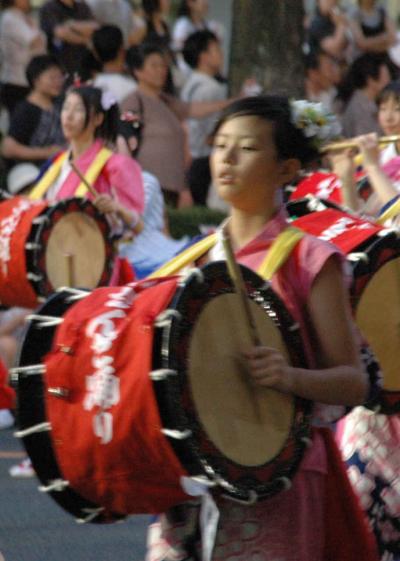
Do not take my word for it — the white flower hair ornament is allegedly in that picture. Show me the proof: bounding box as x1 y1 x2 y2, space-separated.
101 91 117 111
290 100 342 149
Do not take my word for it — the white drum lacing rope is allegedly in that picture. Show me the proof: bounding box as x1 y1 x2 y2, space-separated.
179 267 205 285
56 286 90 302
149 369 178 381
161 428 192 440
25 242 41 250
347 252 369 263
221 489 258 505
76 507 105 524
154 309 182 328
9 364 46 383
26 273 43 282
26 314 64 328
39 479 70 493
14 422 51 438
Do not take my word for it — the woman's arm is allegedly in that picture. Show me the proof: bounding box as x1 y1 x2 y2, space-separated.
348 14 397 53
245 256 368 406
1 137 62 161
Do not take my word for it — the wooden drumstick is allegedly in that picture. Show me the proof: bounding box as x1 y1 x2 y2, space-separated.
221 226 261 347
70 158 144 236
69 159 99 197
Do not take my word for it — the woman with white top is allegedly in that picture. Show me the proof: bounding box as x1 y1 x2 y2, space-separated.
0 0 47 114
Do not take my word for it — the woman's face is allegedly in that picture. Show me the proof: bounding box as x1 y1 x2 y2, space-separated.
136 53 168 92
378 95 400 136
61 92 99 142
188 0 209 17
211 115 295 213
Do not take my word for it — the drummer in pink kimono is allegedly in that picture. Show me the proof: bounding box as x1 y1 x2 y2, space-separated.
145 95 378 561
29 84 144 235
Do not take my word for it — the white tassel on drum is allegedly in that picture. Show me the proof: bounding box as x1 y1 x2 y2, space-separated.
39 479 70 493
179 267 205 285
150 369 178 381
76 507 105 524
14 422 51 438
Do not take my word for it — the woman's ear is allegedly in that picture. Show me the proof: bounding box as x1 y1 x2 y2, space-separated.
94 111 105 129
278 158 301 184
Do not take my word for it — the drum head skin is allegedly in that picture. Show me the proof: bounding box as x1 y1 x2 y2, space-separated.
27 198 113 297
356 257 400 395
45 211 106 289
189 294 293 467
154 261 312 502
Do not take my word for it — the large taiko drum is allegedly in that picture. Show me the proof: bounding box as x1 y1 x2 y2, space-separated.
12 262 312 522
288 197 400 415
0 196 113 308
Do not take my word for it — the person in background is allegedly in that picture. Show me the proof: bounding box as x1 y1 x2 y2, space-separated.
84 0 145 47
336 52 391 137
304 47 343 115
180 29 227 205
347 0 397 62
91 25 137 105
122 42 234 208
0 0 47 115
306 0 351 63
39 0 99 80
1 55 66 186
116 112 188 278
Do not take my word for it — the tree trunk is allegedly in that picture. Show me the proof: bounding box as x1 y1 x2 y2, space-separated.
229 0 305 97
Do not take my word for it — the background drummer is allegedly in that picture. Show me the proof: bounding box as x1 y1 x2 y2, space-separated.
28 84 144 236
146 95 376 561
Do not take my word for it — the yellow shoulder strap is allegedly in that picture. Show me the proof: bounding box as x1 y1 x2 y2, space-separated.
29 152 69 200
148 233 218 278
74 148 113 197
257 226 305 280
29 147 113 200
376 197 400 225
149 226 305 281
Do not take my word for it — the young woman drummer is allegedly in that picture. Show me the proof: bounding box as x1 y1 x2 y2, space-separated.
145 95 378 561
28 84 144 232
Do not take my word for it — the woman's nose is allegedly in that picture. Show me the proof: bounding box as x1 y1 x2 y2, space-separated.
222 145 236 164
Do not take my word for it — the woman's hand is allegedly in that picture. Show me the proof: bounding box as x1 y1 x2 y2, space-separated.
93 193 118 215
243 345 294 394
355 133 380 169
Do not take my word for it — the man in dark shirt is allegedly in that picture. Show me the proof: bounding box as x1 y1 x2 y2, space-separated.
39 0 98 78
1 54 66 177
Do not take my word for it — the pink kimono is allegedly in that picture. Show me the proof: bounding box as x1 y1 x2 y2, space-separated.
146 208 378 561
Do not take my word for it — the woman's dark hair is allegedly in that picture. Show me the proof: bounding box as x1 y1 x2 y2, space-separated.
212 96 320 166
66 85 120 144
177 0 191 17
336 53 388 105
376 80 400 106
142 0 161 17
126 43 165 76
182 29 218 69
25 54 63 89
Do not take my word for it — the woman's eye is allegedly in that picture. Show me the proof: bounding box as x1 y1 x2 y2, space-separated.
242 145 256 151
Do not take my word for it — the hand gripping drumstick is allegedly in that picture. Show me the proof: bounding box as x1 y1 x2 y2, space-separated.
221 226 262 347
69 158 144 234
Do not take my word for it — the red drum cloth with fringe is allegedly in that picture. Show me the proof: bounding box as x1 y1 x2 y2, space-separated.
146 207 379 561
0 358 14 409
43 279 192 515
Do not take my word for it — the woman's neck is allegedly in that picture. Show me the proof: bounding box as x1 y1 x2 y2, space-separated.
70 137 96 160
228 206 277 250
190 12 204 26
138 83 161 98
28 91 54 111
